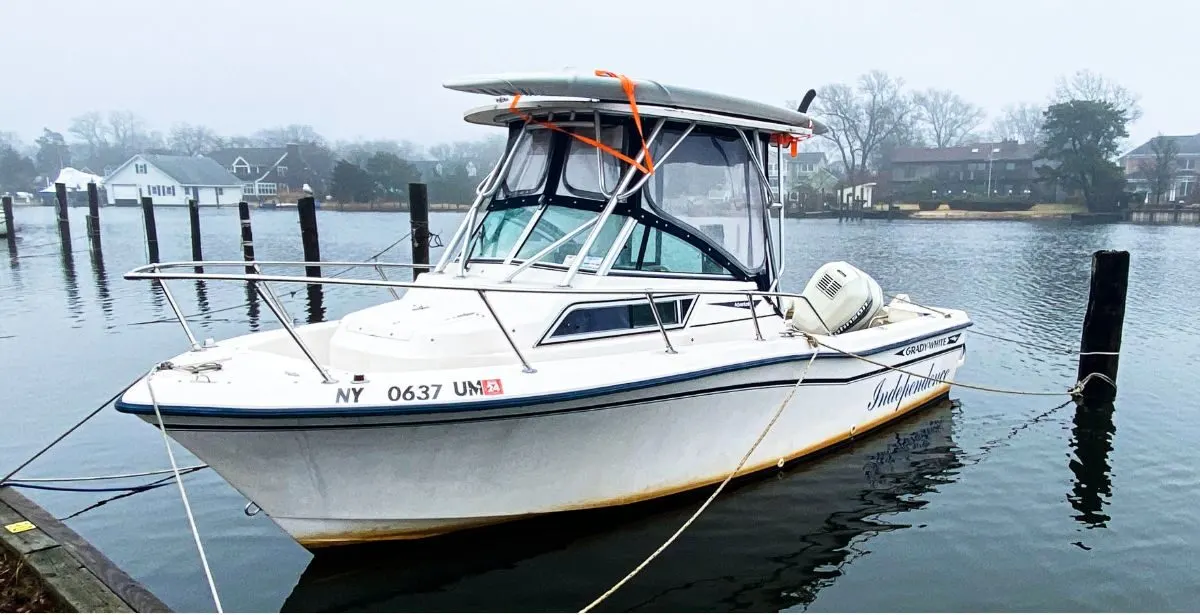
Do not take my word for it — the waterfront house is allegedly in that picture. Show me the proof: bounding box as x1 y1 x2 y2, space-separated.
1120 134 1200 203
886 141 1042 200
37 167 106 206
103 154 243 206
208 143 331 202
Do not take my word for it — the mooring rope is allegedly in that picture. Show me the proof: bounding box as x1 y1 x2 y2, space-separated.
0 375 144 486
146 366 223 613
580 349 821 613
582 327 1116 611
966 328 1120 357
9 465 210 484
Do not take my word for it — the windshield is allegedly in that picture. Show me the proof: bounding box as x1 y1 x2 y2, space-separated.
643 127 767 271
468 205 624 270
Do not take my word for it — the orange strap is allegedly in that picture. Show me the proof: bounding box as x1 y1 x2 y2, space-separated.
506 69 655 176
770 132 812 157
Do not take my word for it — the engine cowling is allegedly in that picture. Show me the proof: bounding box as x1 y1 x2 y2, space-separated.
788 262 883 335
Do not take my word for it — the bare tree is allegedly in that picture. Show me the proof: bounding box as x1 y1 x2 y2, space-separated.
1137 134 1179 204
1054 69 1142 123
254 124 326 147
911 88 984 147
106 110 147 151
168 123 222 155
68 112 108 150
989 103 1044 144
810 70 913 186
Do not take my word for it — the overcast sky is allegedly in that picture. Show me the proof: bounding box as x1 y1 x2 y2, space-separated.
0 0 1184 152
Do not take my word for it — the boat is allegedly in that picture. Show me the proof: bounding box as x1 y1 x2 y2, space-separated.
115 71 972 548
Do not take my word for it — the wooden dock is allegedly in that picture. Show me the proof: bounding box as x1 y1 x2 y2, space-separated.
0 486 170 613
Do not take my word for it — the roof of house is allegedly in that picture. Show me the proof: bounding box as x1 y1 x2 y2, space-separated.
889 141 1039 164
140 154 242 186
790 152 826 164
208 147 289 167
1124 133 1200 157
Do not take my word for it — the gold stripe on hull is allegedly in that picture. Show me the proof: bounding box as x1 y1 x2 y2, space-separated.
297 384 952 548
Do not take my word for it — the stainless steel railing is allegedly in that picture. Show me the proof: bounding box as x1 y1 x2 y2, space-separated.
127 260 834 384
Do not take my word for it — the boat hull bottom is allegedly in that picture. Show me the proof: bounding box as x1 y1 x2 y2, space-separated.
286 384 951 549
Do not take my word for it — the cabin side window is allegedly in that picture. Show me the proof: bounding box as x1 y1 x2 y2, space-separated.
546 296 696 343
643 127 767 271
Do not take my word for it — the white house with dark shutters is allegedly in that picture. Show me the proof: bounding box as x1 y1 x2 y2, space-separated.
103 154 244 206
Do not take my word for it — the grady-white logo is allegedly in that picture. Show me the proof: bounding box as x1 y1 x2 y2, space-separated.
895 333 961 357
867 364 951 411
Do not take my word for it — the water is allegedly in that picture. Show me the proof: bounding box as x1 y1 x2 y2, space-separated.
1 206 1198 612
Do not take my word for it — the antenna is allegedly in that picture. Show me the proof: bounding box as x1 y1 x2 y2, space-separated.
797 89 817 113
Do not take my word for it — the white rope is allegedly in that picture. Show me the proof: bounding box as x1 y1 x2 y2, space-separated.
967 328 1120 357
11 465 209 483
146 367 224 613
580 349 821 613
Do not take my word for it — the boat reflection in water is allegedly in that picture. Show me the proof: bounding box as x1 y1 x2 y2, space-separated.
282 397 963 612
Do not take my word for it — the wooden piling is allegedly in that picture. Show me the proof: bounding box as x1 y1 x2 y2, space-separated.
297 196 321 278
55 183 71 253
238 201 255 274
409 182 429 280
86 182 101 252
187 198 203 273
1077 250 1129 404
2 196 14 252
140 196 160 263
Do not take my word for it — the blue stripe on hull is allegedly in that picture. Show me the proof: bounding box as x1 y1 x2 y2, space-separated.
115 322 970 421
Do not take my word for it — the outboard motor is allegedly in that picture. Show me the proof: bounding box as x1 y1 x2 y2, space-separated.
788 262 884 335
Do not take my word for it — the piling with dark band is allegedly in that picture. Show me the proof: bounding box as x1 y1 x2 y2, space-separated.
238 201 255 274
2 196 14 252
188 199 203 273
1077 250 1128 404
140 196 160 263
297 196 321 278
409 182 430 280
86 182 101 252
55 183 71 254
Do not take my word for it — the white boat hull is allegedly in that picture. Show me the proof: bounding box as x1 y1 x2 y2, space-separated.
124 330 965 547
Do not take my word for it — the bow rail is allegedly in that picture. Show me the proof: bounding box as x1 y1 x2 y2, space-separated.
127 260 835 383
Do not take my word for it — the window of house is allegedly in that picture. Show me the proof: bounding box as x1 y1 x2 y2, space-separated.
277 166 288 177
244 183 256 195
545 296 697 343
258 182 277 195
217 188 224 196
234 163 249 175
1181 158 1196 171
168 186 176 196
135 163 147 174
1005 162 1016 171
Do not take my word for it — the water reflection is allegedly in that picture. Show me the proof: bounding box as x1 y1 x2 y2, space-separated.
194 280 211 326
246 282 261 331
282 401 961 613
305 284 325 324
60 238 82 324
1067 401 1116 528
89 245 113 323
